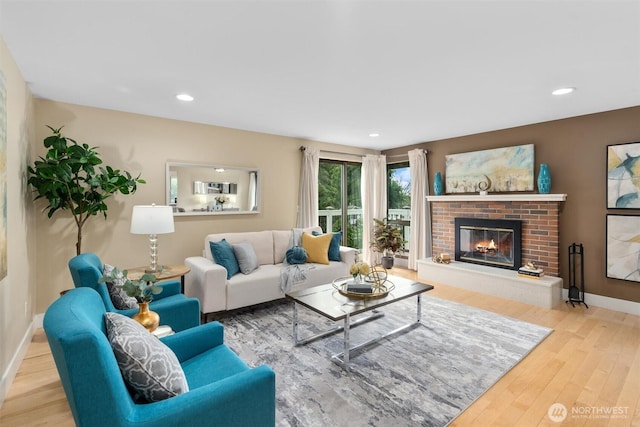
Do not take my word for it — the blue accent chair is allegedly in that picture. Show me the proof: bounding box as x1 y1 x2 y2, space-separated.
69 253 200 332
44 287 276 427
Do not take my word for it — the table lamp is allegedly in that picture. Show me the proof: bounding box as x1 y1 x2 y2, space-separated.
130 204 175 273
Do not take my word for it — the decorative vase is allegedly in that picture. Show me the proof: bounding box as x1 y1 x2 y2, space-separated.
433 172 443 196
133 302 160 332
537 164 551 194
381 256 394 269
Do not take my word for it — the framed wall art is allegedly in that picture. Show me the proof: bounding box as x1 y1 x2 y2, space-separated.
445 144 534 193
607 141 640 209
606 214 640 283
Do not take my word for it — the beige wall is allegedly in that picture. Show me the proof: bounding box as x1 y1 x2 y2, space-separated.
0 36 37 401
384 106 640 303
34 100 377 313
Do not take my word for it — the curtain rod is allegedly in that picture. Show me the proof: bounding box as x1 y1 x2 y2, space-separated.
299 146 363 158
299 146 427 158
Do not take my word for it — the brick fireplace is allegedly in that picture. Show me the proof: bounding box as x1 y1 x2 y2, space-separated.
429 194 566 276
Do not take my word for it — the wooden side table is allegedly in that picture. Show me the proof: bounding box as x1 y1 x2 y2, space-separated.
126 264 191 293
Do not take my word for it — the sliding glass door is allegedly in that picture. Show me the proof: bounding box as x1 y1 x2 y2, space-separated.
318 160 362 249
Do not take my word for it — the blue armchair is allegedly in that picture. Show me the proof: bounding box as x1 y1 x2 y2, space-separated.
44 287 276 427
68 253 200 332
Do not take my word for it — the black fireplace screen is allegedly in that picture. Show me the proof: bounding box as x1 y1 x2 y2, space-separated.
455 218 522 270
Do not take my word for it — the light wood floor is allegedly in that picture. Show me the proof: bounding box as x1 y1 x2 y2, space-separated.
1 268 639 426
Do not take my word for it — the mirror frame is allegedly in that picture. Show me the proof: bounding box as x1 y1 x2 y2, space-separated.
165 161 261 216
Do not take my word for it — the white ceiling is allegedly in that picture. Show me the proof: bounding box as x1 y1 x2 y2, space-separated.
1 0 639 150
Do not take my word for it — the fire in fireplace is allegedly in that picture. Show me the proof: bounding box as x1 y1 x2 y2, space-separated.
454 217 522 270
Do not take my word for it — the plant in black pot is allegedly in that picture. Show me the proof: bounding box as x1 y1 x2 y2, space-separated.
370 217 406 269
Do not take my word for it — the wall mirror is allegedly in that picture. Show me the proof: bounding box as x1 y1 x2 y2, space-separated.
166 162 260 216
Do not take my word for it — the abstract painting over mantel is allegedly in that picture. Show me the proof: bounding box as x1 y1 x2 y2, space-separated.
606 214 640 283
445 144 534 194
607 141 640 209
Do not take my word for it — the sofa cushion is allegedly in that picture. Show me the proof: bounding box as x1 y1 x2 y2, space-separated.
104 312 189 402
312 230 342 262
301 232 332 265
232 242 260 275
103 264 138 310
205 231 274 265
210 239 240 279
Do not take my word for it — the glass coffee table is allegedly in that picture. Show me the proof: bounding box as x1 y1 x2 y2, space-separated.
285 276 434 367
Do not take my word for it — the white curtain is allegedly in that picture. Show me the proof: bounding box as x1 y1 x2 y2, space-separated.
361 154 387 264
248 171 258 211
408 149 432 270
296 147 319 228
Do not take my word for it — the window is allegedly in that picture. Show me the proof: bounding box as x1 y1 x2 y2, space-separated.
387 162 411 253
318 160 362 249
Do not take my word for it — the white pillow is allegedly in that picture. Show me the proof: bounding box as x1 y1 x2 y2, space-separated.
232 241 260 274
104 312 189 402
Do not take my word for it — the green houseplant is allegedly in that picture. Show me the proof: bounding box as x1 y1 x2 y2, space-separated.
370 217 406 269
100 267 163 331
28 126 145 255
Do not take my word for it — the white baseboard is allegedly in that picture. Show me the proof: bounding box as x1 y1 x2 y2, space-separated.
562 289 640 315
0 320 36 408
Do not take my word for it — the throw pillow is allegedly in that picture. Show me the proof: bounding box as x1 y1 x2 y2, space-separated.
103 264 138 310
209 239 240 279
286 245 307 264
104 312 189 402
312 230 342 262
301 232 332 265
232 241 260 275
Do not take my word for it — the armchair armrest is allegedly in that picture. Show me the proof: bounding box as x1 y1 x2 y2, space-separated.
132 365 276 426
153 280 181 299
161 321 224 362
184 256 228 313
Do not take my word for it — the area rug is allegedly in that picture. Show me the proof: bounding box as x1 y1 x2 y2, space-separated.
217 295 552 427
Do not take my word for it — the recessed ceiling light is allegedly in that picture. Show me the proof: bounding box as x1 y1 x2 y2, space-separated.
369 133 380 137
552 87 575 96
176 93 194 102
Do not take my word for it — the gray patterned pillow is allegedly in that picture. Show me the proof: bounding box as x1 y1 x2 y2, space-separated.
232 241 260 274
104 312 189 402
103 264 138 310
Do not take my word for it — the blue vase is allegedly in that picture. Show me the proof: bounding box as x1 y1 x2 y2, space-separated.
433 172 443 195
537 164 551 194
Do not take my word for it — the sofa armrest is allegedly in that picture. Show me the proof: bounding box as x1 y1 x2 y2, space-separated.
339 246 357 266
184 256 228 314
161 321 224 362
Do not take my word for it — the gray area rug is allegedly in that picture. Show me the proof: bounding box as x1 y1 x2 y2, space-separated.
218 295 552 427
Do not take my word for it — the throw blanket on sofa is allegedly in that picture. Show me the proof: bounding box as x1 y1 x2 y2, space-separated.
280 228 315 293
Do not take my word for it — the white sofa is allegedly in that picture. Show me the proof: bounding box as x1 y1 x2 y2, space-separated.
184 228 358 315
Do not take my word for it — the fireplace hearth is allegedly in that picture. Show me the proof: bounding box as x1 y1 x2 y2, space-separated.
455 217 522 270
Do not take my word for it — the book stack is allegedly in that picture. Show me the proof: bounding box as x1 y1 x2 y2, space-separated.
518 265 545 279
347 282 373 293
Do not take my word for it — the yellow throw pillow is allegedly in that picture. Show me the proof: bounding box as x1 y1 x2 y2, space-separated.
301 232 332 265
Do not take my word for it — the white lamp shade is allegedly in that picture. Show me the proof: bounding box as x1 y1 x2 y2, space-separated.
130 205 175 235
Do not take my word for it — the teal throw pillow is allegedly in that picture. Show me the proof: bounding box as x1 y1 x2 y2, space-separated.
209 239 240 279
312 230 342 262
286 246 307 264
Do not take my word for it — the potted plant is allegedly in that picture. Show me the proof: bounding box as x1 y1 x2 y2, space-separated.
100 267 162 331
28 126 145 255
370 217 406 269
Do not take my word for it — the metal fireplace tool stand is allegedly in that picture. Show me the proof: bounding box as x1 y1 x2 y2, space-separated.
567 243 588 308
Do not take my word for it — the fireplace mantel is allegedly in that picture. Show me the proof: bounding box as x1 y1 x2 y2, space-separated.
427 194 567 202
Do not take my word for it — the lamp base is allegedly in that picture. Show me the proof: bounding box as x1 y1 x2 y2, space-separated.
145 265 165 274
